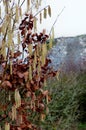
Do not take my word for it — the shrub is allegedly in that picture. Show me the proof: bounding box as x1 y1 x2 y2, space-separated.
41 72 86 130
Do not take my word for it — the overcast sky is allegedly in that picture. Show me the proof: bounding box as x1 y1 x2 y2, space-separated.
1 0 86 38
39 0 86 38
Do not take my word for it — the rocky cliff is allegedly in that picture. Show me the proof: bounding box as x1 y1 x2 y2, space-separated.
48 35 86 72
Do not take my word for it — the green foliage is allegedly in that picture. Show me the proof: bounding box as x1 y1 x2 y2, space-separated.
78 123 86 130
41 72 86 130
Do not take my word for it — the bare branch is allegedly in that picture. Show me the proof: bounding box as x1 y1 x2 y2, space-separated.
49 6 65 36
20 0 26 7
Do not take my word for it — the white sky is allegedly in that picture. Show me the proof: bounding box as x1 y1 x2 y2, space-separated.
38 0 86 38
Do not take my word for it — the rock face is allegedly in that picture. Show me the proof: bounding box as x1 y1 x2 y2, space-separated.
48 35 86 72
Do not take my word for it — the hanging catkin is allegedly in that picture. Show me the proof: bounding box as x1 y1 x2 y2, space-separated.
44 8 47 19
8 30 12 47
18 33 20 44
33 60 36 71
8 16 12 31
5 122 10 130
36 44 39 56
34 51 37 64
41 54 45 66
52 27 54 40
49 36 53 49
11 42 14 57
41 44 46 66
15 89 21 108
38 60 41 76
34 17 37 31
12 105 17 121
5 1 8 13
28 44 33 56
35 0 39 10
19 7 22 18
40 12 42 24
48 5 51 17
15 5 19 22
33 51 37 71
42 43 47 56
1 20 6 35
27 0 30 11
29 65 32 80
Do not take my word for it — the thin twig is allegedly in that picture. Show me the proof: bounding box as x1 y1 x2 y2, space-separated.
20 0 26 7
49 6 65 36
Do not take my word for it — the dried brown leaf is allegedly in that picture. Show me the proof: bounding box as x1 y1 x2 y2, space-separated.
1 80 12 88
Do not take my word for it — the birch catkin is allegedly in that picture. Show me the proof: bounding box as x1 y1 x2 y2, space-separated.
28 44 33 56
12 105 17 121
8 30 12 47
35 0 39 9
19 7 22 18
33 51 37 71
49 36 53 49
38 60 41 75
18 33 20 44
41 43 47 66
15 89 21 108
27 0 30 11
29 65 32 80
34 17 37 31
40 12 42 24
44 8 47 19
15 5 19 22
48 5 51 17
5 122 10 130
52 27 54 40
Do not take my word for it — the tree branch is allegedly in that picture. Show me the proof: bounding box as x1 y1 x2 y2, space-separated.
20 0 26 7
49 6 65 36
